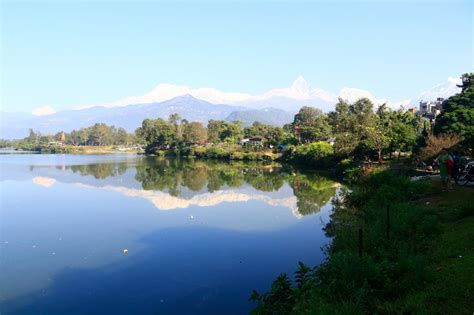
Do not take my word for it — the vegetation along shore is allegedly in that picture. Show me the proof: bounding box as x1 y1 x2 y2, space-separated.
3 73 472 172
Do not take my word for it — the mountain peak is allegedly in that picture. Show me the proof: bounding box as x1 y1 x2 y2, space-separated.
291 75 310 93
173 93 197 101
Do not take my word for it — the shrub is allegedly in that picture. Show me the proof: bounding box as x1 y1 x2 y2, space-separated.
417 134 461 162
284 141 335 167
229 151 244 160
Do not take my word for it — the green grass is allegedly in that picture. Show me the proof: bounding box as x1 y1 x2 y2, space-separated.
250 172 474 315
395 184 474 314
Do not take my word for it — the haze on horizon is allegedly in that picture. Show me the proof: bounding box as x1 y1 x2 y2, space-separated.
1 0 472 114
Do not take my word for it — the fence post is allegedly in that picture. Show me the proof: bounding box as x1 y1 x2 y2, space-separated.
386 205 390 240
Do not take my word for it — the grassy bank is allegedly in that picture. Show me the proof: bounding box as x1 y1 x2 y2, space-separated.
250 170 473 314
151 144 281 162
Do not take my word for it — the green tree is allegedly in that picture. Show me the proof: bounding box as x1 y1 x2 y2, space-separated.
136 118 176 153
115 127 128 145
207 120 227 143
328 98 377 157
183 121 208 144
456 72 474 93
293 106 332 143
88 123 112 146
244 122 286 145
168 113 184 143
434 75 474 145
364 126 390 162
207 120 243 143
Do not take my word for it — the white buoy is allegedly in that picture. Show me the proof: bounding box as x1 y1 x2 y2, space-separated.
189 215 194 220
123 249 129 254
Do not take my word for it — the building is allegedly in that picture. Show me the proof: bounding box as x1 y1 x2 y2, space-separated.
419 97 445 126
419 97 444 115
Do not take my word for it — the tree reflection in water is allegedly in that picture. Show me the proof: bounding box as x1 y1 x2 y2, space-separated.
66 157 339 216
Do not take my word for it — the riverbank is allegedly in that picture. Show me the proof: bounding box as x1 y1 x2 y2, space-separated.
150 144 282 162
1 145 142 155
250 170 474 314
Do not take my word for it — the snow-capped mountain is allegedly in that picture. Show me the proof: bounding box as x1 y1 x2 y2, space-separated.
409 77 462 106
1 76 462 139
81 75 460 112
88 76 336 112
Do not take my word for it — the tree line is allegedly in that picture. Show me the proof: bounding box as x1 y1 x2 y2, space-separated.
8 123 137 151
4 72 472 162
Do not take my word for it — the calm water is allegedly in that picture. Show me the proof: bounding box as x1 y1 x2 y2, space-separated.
0 154 339 315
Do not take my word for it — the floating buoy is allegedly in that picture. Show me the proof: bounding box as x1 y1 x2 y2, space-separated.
189 215 194 220
123 249 129 254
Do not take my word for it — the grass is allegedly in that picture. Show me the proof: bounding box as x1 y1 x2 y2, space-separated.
65 145 140 154
250 171 474 314
398 182 474 314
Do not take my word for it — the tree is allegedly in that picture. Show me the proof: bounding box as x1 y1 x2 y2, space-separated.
183 121 207 144
456 72 474 93
115 127 128 145
418 134 462 161
27 129 38 142
328 98 352 134
168 113 183 143
377 107 420 158
293 106 332 143
88 123 112 146
78 128 89 145
207 120 243 143
221 121 243 143
294 106 324 125
136 118 176 153
434 78 474 146
244 122 286 145
207 120 227 143
327 98 376 157
364 126 389 162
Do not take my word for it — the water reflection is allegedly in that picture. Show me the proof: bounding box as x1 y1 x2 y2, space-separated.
59 157 337 217
0 155 340 315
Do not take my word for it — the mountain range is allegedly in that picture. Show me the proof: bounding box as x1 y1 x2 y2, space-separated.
0 76 461 139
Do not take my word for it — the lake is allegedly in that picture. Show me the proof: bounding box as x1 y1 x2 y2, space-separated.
0 154 339 315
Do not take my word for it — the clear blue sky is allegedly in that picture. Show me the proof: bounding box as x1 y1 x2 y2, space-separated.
1 0 472 113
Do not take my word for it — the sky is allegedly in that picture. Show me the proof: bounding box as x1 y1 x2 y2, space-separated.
1 0 472 113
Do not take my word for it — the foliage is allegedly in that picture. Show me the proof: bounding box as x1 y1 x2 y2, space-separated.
417 133 462 162
207 120 243 143
434 74 474 146
250 171 455 314
243 121 286 146
283 142 334 167
293 106 332 143
363 126 390 162
183 121 207 144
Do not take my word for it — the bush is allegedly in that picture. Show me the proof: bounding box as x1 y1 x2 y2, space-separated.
417 134 461 162
284 141 335 167
229 151 244 160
